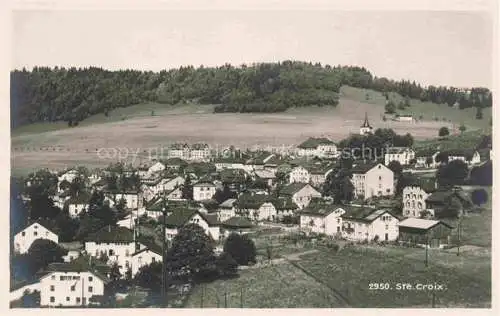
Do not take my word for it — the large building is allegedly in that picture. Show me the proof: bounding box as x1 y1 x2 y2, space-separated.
299 204 346 236
402 178 437 218
279 183 322 209
193 182 217 201
351 163 394 199
341 208 399 241
384 147 416 166
296 137 338 158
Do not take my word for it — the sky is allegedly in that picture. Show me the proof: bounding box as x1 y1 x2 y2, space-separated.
11 10 494 88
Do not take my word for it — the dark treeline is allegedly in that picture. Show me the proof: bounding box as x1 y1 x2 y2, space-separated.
11 61 492 127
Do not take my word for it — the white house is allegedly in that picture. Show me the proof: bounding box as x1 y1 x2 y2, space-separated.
394 114 414 122
296 137 338 158
104 190 141 209
415 149 440 169
402 180 437 218
39 263 109 307
130 247 162 277
384 147 416 166
165 209 220 242
445 149 481 166
341 208 399 242
217 198 237 223
236 193 277 222
299 204 346 236
193 182 217 201
289 166 311 184
279 183 322 209
62 250 81 263
190 143 211 161
14 222 59 254
351 163 394 199
66 192 92 218
84 226 146 275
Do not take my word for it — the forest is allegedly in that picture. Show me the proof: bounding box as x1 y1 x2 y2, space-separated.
10 61 492 127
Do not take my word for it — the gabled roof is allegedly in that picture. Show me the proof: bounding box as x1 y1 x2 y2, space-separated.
222 216 254 228
271 197 299 210
425 190 454 203
415 148 439 157
164 157 188 166
85 226 134 243
191 143 209 150
219 198 237 208
16 221 58 236
67 191 92 205
297 137 335 149
236 193 271 209
254 169 276 179
404 177 437 193
165 209 199 228
41 256 111 284
341 207 395 223
280 183 310 196
398 218 453 230
361 112 372 128
193 182 216 187
301 203 345 217
385 147 413 155
351 162 380 174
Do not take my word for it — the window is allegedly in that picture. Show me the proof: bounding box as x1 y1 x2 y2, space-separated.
50 285 55 291
151 257 156 263
109 249 114 256
66 297 70 302
21 232 25 236
51 275 55 280
88 286 93 293
385 225 389 230
379 176 382 180
76 297 81 304
34 231 38 236
71 285 75 291
88 276 93 282
50 297 55 303
125 249 129 256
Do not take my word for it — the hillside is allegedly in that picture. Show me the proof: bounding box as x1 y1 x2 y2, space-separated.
11 62 491 128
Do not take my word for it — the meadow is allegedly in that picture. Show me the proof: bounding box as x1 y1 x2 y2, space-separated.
11 86 491 175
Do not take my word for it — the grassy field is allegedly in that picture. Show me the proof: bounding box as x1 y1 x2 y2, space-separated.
296 246 491 308
185 262 348 308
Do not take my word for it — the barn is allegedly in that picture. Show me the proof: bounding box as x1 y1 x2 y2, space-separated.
398 218 453 248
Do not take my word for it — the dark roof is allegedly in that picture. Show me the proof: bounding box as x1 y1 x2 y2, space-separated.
386 147 413 155
236 193 270 209
164 209 218 228
404 177 437 193
425 190 453 203
191 143 209 150
164 157 188 166
133 236 163 255
341 207 394 223
301 204 345 216
193 182 216 187
222 216 254 228
351 162 379 174
302 163 336 175
42 256 111 284
280 183 309 196
297 137 335 149
199 212 220 226
85 226 134 243
361 112 372 128
271 197 299 210
415 148 439 157
220 169 246 183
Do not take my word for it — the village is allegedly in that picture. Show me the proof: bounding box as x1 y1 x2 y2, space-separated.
10 114 492 308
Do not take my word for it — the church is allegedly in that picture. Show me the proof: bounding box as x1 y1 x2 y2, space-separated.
359 112 373 135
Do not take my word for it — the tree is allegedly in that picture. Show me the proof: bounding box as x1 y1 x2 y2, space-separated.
436 160 469 187
110 262 122 282
53 212 80 242
223 233 257 266
387 160 403 177
323 169 354 203
26 239 67 276
166 224 216 281
215 252 238 278
181 175 193 200
470 188 488 206
438 127 450 137
213 185 237 204
133 262 162 292
385 100 396 114
404 96 411 107
469 161 492 186
459 124 467 134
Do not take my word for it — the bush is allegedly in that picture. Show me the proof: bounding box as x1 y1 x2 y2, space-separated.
223 233 257 266
438 127 450 137
470 188 488 206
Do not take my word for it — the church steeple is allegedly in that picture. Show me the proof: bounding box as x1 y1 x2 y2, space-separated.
361 112 371 128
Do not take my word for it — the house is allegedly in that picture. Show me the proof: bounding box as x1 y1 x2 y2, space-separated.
164 157 188 171
253 169 277 188
394 114 414 122
66 191 92 218
84 226 145 275
245 152 275 171
220 216 254 237
341 208 399 242
220 168 247 192
138 160 165 177
130 245 163 277
359 112 373 135
193 182 217 201
57 169 79 192
217 198 238 223
14 222 59 254
384 147 416 166
39 260 110 307
444 149 481 165
289 166 311 184
139 184 156 202
307 164 335 187
63 250 82 263
271 197 299 220
402 178 437 218
351 163 394 199
103 190 141 209
296 137 338 158
54 190 72 209
213 157 246 171
279 183 322 209
236 193 277 222
168 143 191 160
165 209 220 242
165 187 184 201
398 218 453 248
415 149 440 168
190 143 211 161
425 188 473 218
299 204 346 236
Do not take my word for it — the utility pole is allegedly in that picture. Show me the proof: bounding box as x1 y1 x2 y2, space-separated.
425 237 429 268
240 287 243 308
457 219 461 256
201 285 204 308
161 194 168 308
224 290 228 308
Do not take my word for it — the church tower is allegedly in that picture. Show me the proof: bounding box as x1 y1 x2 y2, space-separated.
359 112 373 135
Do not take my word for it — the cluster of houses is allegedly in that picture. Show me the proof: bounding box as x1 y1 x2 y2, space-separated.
13 114 487 307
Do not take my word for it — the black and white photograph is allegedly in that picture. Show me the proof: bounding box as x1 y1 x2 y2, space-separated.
6 0 496 309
